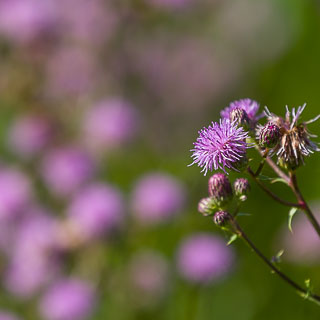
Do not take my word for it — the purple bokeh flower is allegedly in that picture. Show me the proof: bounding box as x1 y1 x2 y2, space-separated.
220 99 260 122
45 47 97 98
4 208 61 298
83 97 139 152
39 278 96 320
177 233 234 284
0 167 32 221
66 183 124 241
190 119 250 175
0 0 58 44
128 250 170 306
0 311 21 320
41 146 95 198
131 173 186 225
7 114 54 158
57 0 118 46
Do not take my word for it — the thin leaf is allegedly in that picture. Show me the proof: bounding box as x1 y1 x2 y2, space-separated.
270 178 288 185
271 249 284 264
227 234 238 246
258 175 273 181
288 207 298 233
237 212 252 217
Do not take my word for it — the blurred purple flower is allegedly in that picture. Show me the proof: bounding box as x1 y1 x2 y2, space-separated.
279 207 320 265
4 208 62 298
41 146 95 198
177 233 234 284
0 167 32 221
220 99 260 122
66 183 124 241
130 37 238 111
7 114 54 158
57 0 118 46
190 119 250 175
39 278 96 320
131 173 186 225
0 0 58 44
45 47 97 98
83 98 139 152
0 311 21 320
128 250 170 306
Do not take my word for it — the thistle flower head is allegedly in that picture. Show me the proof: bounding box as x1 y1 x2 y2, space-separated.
221 98 260 123
259 122 281 149
190 119 250 175
265 104 320 170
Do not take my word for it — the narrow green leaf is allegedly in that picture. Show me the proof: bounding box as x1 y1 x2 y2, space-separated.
258 175 273 181
271 249 284 264
270 178 288 185
288 207 298 233
227 234 238 246
237 212 252 217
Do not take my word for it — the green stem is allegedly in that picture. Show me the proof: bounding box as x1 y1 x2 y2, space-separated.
289 172 320 238
247 167 300 208
228 215 320 306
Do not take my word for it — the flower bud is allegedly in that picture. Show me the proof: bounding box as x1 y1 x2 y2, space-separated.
230 107 250 126
234 178 250 201
198 197 216 216
208 173 233 208
213 211 230 227
259 122 281 149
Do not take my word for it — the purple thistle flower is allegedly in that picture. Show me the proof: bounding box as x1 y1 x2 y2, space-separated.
66 183 124 241
41 146 95 198
4 208 62 298
0 167 33 221
39 278 96 320
0 311 21 320
131 173 186 225
177 233 234 284
220 99 260 122
83 97 139 153
7 114 54 159
190 119 250 175
128 250 170 306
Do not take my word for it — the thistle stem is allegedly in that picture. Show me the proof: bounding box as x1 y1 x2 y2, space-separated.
247 167 301 208
289 172 320 238
255 145 290 184
228 215 320 306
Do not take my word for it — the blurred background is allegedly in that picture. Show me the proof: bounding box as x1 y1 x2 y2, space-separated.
0 0 320 319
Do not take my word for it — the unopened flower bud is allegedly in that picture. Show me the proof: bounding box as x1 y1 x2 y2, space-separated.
234 178 250 201
198 197 216 216
213 211 230 227
230 107 250 126
259 122 281 149
208 173 233 208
